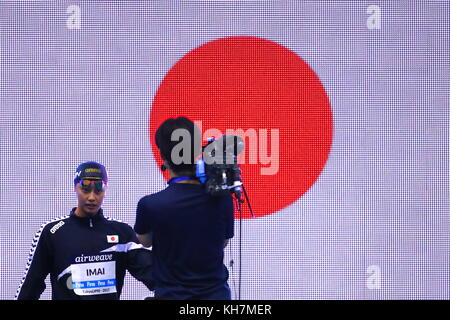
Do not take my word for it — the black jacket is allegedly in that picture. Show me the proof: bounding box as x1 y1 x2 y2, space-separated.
15 208 154 300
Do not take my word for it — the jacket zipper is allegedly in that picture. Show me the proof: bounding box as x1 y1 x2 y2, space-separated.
89 218 93 228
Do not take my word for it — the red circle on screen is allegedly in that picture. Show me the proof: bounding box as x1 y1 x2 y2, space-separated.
149 36 333 218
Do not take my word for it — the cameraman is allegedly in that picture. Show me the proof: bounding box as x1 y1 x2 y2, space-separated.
134 117 234 300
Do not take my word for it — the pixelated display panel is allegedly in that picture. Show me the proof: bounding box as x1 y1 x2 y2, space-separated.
0 1 448 300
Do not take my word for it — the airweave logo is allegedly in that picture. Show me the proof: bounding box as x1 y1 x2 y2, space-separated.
74 254 113 263
50 221 65 234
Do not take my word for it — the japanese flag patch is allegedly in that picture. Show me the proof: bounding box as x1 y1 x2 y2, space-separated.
107 235 119 243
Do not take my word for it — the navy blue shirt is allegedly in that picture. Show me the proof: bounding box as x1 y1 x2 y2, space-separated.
134 183 234 300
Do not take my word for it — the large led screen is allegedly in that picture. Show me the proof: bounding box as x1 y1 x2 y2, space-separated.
0 0 448 300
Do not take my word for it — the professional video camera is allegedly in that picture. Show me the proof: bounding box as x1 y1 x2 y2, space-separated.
195 134 254 301
195 135 244 198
